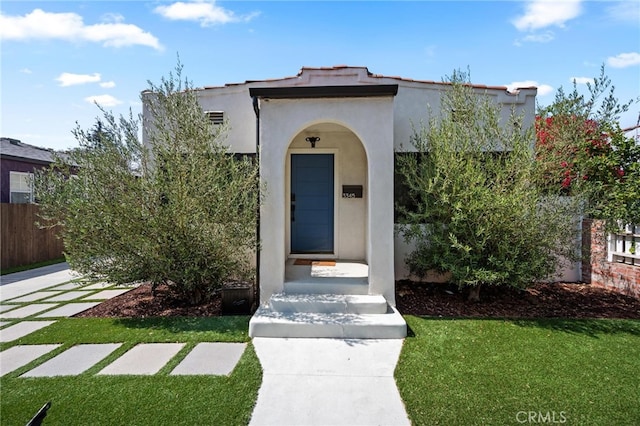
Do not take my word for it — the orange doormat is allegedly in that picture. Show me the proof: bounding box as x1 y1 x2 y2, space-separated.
293 259 336 266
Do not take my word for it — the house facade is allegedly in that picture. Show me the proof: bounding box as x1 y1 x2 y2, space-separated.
144 66 537 338
0 138 61 204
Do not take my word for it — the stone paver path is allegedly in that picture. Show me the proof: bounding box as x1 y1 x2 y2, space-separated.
0 344 61 377
1 265 246 379
98 343 185 375
23 344 123 377
4 291 61 303
42 291 88 302
0 304 55 319
0 321 56 343
171 342 246 376
83 289 131 300
50 282 87 291
36 302 101 318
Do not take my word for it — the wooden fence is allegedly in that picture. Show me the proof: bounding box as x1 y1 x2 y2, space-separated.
1 204 64 270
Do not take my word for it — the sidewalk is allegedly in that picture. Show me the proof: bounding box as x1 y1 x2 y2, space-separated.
250 337 410 426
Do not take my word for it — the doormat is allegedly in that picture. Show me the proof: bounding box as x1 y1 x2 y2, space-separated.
293 259 336 266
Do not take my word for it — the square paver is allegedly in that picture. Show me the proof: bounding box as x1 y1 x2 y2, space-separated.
50 282 87 291
171 342 246 376
4 291 61 303
0 344 61 376
98 343 185 375
0 321 56 343
36 302 100 318
0 304 55 319
41 291 88 302
22 343 122 377
83 289 131 300
82 283 112 290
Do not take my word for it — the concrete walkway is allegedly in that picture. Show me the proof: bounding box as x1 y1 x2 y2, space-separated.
250 338 410 426
0 264 246 378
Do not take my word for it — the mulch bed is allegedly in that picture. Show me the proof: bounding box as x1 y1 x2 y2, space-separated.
76 280 640 320
396 281 640 319
74 283 223 318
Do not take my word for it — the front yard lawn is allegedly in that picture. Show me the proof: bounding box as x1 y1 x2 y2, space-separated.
0 317 261 426
395 317 640 425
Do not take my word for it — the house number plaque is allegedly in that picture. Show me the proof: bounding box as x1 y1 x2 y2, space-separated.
342 185 363 198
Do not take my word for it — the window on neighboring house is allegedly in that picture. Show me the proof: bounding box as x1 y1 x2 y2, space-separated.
10 171 34 203
205 111 225 125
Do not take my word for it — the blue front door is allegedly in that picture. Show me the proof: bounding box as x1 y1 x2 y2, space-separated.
291 154 334 253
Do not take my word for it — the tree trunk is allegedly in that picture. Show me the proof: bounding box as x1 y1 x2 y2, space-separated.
467 284 482 302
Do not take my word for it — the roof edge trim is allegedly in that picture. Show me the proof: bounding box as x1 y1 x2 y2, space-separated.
249 85 398 99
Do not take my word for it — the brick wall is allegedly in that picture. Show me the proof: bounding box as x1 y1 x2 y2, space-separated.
583 219 640 298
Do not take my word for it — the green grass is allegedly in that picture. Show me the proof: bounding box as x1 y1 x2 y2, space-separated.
0 317 261 425
395 317 640 426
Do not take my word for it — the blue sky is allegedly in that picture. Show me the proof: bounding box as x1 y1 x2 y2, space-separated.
1 0 639 151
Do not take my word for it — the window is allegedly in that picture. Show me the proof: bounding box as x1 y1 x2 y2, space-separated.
10 171 34 203
205 111 224 125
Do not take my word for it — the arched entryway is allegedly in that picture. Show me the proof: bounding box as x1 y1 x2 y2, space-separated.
285 122 368 261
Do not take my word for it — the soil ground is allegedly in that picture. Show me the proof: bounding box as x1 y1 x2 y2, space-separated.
76 281 640 319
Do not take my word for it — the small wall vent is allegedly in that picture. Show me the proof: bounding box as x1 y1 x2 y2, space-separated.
205 111 224 125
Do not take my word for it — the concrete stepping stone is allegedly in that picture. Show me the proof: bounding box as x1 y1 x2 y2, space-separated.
98 343 185 375
0 344 61 376
171 343 246 376
0 305 16 313
0 321 56 343
42 291 88 302
50 282 88 291
36 302 100 318
0 304 55 319
22 343 122 377
0 321 8 328
83 289 131 300
81 283 112 290
5 291 61 303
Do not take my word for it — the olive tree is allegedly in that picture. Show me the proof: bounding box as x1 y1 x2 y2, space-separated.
35 63 260 305
396 70 580 301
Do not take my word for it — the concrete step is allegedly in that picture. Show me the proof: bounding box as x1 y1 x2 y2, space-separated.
283 281 369 295
269 293 387 314
249 305 407 339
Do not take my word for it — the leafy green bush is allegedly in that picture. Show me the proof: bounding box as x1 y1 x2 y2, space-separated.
396 70 580 300
35 63 260 304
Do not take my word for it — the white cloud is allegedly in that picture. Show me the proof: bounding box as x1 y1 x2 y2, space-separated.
512 0 582 32
570 77 593 85
607 0 640 23
154 1 259 27
506 80 554 96
56 72 101 87
522 31 554 43
607 52 640 68
20 68 33 74
84 94 123 107
100 81 116 88
0 9 162 50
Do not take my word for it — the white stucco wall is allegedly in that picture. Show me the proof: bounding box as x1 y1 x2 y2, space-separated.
258 96 396 304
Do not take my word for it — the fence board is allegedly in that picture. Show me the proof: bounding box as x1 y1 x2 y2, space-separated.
1 204 64 270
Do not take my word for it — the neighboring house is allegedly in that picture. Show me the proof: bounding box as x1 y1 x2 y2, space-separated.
143 66 538 338
1 138 71 270
0 137 61 203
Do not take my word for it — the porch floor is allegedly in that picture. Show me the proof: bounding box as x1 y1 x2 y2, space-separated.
284 259 368 284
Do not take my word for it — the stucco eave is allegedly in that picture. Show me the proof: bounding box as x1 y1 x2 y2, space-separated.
249 85 399 99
